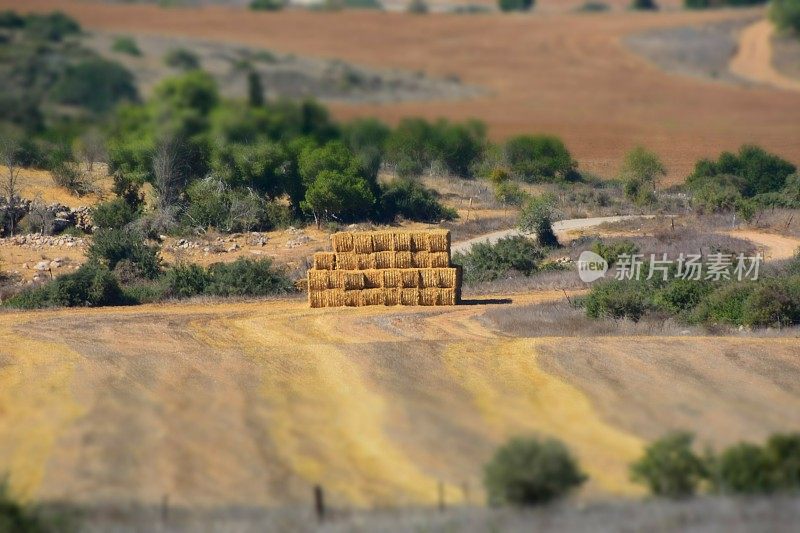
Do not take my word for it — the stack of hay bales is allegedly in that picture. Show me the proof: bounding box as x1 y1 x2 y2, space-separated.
308 229 462 308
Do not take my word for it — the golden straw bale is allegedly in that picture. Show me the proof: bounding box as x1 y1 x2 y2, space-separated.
361 288 385 306
393 232 412 251
384 288 400 306
395 251 413 269
419 269 438 289
439 288 457 305
327 288 346 307
412 251 430 268
428 230 451 253
327 271 344 289
411 232 429 252
353 234 374 254
429 252 449 268
331 232 354 253
308 270 330 291
374 251 396 269
400 269 420 288
336 253 358 270
363 270 383 289
343 272 365 290
344 290 360 307
313 252 336 270
439 268 457 289
383 269 402 288
372 232 394 252
308 289 325 308
358 253 376 270
420 287 440 306
400 288 420 306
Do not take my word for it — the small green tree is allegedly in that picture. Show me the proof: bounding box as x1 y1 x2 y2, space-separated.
630 431 706 498
764 433 800 490
499 0 535 11
302 170 375 227
631 0 658 9
90 197 138 230
770 0 800 34
710 442 775 494
87 229 160 280
247 69 265 107
484 436 586 506
518 195 559 247
504 134 576 182
0 479 47 532
619 146 665 205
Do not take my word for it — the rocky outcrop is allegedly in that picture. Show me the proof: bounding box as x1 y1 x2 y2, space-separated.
0 197 93 236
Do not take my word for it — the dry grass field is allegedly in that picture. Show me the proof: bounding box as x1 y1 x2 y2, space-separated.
4 1 800 184
1 291 799 511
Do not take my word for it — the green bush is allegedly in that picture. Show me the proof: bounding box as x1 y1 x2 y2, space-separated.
771 0 800 34
630 432 706 498
407 0 430 13
685 0 767 7
4 262 125 309
50 58 138 114
504 135 576 182
90 197 139 230
112 36 141 56
0 480 47 533
24 11 80 42
764 433 800 490
452 235 546 283
518 195 559 247
164 48 201 71
302 170 375 226
710 443 775 494
654 278 714 315
493 180 528 206
250 0 285 10
0 11 25 29
577 1 610 11
484 436 586 506
590 240 639 266
378 179 457 223
687 145 796 198
87 229 161 280
619 147 665 205
499 0 535 11
584 279 650 321
163 263 211 299
631 0 658 9
206 258 293 297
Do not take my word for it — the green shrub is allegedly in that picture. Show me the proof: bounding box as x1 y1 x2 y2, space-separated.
164 48 200 71
452 235 546 283
578 2 610 11
4 262 125 309
24 11 80 42
504 135 576 182
630 432 706 498
0 11 24 29
584 279 649 321
687 145 796 198
590 240 639 266
499 0 535 11
518 195 559 247
654 279 714 315
185 178 272 233
90 197 139 230
710 443 775 494
163 263 211 299
0 480 47 533
378 179 457 223
302 170 375 227
87 229 161 279
250 0 285 10
631 0 658 9
205 258 293 297
493 180 528 206
771 0 800 34
763 433 800 490
619 147 665 205
112 36 141 56
50 58 138 114
484 436 586 506
407 0 430 13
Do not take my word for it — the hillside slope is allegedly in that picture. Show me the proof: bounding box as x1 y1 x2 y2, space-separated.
2 293 799 508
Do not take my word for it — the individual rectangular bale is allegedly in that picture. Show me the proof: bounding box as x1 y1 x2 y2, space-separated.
428 230 451 253
411 232 429 252
361 288 385 306
412 251 430 269
400 269 420 288
372 232 394 252
358 253 377 270
395 251 413 269
363 270 383 289
342 272 365 290
336 252 359 270
439 288 457 305
327 271 344 289
383 288 400 306
419 269 438 289
308 289 325 308
400 288 420 306
429 252 450 268
383 269 402 288
308 270 330 291
353 233 374 254
327 288 346 307
344 290 360 307
420 287 440 306
393 232 412 252
438 267 457 289
374 251 396 269
331 232 354 253
313 252 336 270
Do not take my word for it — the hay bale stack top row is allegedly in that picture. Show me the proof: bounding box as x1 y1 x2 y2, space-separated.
308 230 461 308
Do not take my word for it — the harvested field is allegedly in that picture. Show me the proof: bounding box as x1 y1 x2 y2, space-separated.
5 1 800 183
1 292 799 509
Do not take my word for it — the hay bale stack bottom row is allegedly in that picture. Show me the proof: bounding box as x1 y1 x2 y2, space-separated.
308 230 462 307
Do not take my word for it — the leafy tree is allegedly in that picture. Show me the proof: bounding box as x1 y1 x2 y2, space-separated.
764 433 800 490
518 195 559 247
211 140 291 198
484 436 586 506
50 58 138 114
164 48 200 71
250 0 286 10
378 178 457 223
90 197 138 230
619 146 665 205
247 69 265 107
302 170 375 226
504 135 576 182
453 235 546 283
24 11 80 42
630 432 706 498
631 0 658 9
771 0 800 34
112 36 141 56
499 0 535 11
710 442 775 494
687 145 796 198
87 229 160 279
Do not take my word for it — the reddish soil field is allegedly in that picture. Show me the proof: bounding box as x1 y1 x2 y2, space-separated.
5 1 800 183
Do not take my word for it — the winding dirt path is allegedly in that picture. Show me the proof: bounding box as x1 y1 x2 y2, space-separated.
730 19 800 92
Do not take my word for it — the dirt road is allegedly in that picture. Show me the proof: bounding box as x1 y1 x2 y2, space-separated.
730 19 800 92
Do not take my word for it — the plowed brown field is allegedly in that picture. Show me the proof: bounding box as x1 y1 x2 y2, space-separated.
5 1 800 183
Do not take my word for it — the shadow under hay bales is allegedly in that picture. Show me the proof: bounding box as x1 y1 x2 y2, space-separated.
459 297 513 306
